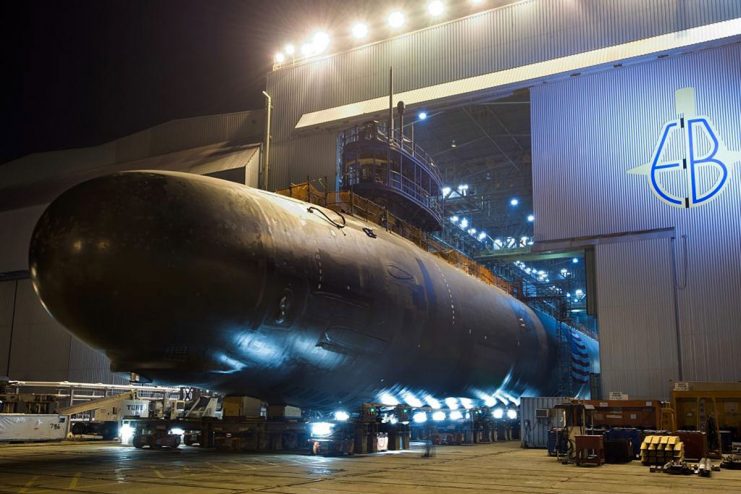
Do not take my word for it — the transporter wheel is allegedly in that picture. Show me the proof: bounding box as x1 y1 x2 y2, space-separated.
101 423 118 441
165 434 181 449
132 435 147 449
71 423 88 435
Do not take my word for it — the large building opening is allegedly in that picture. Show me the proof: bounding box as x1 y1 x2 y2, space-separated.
330 88 600 397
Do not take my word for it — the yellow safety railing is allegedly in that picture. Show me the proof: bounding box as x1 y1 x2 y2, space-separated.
277 181 513 295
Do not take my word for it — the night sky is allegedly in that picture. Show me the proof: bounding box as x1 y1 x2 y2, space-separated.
2 1 510 165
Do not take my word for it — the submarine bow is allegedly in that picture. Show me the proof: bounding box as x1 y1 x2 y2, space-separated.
29 171 596 408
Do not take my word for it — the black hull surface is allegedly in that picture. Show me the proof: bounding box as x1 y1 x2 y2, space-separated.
29 171 598 408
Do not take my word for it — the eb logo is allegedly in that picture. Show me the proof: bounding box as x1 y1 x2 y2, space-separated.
628 87 741 208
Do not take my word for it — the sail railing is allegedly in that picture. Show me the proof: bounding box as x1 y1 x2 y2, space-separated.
276 182 513 296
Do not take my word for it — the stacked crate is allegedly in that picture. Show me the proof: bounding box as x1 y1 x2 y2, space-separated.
640 435 685 465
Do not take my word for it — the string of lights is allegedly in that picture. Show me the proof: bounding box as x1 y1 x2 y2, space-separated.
444 183 533 248
273 1 491 67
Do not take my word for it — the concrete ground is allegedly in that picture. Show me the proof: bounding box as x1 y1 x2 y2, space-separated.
0 441 739 493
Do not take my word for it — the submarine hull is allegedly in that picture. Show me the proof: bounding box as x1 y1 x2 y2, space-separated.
29 171 593 408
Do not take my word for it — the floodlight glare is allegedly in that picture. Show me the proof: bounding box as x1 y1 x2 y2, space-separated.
284 44 295 55
506 409 518 420
351 22 369 39
310 422 334 437
432 411 446 421
510 198 519 206
418 111 427 120
441 186 451 196
478 232 487 241
334 410 350 421
450 215 459 223
413 411 428 423
449 410 464 421
388 11 405 28
300 43 315 57
312 31 330 53
274 52 286 64
572 257 579 264
119 424 134 444
527 214 535 222
425 395 442 409
492 408 504 419
428 1 445 17
379 392 399 406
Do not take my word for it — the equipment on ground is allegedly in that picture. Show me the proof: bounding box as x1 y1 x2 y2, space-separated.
0 414 68 442
574 434 604 466
720 448 741 469
640 435 685 466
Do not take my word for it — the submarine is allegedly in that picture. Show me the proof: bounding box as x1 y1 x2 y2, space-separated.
28 170 598 409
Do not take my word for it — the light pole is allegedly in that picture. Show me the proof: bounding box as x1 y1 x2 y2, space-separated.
262 91 272 190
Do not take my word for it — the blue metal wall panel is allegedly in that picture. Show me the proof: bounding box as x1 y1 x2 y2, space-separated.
266 0 741 190
594 238 679 400
531 42 741 395
520 396 571 448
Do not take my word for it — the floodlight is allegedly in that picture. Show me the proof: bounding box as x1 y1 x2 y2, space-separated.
312 31 330 53
351 22 368 39
388 11 405 28
428 1 445 17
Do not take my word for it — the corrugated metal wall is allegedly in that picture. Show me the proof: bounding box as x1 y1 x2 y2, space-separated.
595 238 679 399
0 280 127 383
531 43 741 399
0 281 16 377
0 206 46 274
0 110 263 193
265 0 741 190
